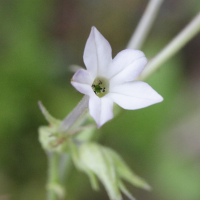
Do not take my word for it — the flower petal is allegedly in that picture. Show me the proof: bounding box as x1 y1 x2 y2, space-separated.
89 95 113 128
71 82 93 96
83 26 112 78
108 49 147 87
109 81 163 110
71 68 94 85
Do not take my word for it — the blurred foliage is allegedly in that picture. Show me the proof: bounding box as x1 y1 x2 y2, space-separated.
1 0 200 200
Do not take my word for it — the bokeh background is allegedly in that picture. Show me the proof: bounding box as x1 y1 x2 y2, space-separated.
1 0 200 199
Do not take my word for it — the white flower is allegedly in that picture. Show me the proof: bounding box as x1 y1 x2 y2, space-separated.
71 27 163 128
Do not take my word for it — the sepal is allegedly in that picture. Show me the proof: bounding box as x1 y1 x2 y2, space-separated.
106 147 151 190
38 101 61 127
38 102 69 153
70 142 150 200
38 126 69 153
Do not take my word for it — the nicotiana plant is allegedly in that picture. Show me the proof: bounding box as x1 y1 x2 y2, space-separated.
38 1 200 200
71 27 163 128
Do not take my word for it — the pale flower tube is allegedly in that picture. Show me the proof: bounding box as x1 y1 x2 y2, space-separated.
71 27 163 128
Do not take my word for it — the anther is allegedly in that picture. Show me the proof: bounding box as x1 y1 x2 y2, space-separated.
101 87 105 92
98 80 102 85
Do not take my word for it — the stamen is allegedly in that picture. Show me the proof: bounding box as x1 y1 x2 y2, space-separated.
91 77 109 98
98 80 102 85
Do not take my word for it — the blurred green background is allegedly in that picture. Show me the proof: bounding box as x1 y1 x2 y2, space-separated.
1 0 200 199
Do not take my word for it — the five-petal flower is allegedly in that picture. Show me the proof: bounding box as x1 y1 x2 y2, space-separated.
71 27 163 128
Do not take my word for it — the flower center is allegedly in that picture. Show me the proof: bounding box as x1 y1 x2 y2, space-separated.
91 77 109 98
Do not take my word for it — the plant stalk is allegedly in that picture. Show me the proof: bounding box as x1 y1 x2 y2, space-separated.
127 0 164 50
47 152 60 200
139 12 200 81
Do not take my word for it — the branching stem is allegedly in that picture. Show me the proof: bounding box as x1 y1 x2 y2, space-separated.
139 12 200 80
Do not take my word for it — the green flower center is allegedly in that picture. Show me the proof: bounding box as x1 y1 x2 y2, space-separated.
91 77 109 98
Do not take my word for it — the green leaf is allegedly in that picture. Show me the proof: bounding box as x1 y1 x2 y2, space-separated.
38 101 61 127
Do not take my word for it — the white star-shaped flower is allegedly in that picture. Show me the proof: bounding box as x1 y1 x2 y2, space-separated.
71 27 163 128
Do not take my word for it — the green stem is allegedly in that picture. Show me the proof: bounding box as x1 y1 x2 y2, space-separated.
47 152 60 200
45 96 89 200
127 0 164 50
59 153 72 185
139 12 200 81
